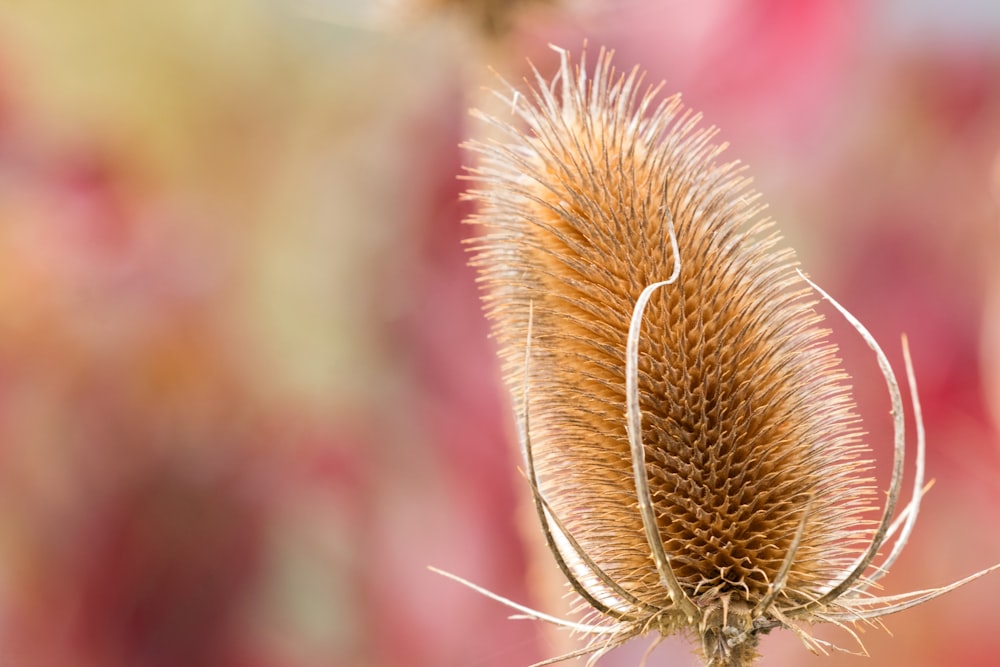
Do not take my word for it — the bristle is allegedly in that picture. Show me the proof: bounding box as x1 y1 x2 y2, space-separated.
454 45 997 666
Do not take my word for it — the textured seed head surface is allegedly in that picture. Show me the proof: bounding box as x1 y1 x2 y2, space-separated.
465 48 877 661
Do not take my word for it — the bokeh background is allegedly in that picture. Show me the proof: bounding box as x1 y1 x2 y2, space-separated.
1 1 999 666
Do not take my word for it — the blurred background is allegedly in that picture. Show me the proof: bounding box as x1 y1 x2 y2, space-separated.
0 1 999 666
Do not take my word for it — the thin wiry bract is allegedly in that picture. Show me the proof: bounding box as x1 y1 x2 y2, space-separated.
452 45 1000 666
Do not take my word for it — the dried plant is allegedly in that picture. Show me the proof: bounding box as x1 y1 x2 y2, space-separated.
433 45 1000 666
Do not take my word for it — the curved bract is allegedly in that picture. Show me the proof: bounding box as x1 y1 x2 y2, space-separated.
448 45 999 667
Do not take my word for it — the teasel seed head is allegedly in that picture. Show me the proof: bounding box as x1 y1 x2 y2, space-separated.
437 45 1000 666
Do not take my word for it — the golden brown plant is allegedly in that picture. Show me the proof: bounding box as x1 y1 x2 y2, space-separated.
434 46 1000 666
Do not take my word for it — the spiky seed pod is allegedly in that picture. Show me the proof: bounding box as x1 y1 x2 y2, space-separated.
464 45 871 664
443 45 1000 667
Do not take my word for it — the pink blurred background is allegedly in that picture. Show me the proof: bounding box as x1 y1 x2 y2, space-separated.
1 1 999 666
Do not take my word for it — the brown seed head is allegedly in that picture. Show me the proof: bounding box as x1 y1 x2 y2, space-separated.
450 45 1000 666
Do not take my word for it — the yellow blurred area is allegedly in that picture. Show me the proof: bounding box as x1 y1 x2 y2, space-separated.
0 3 441 666
1 0 416 411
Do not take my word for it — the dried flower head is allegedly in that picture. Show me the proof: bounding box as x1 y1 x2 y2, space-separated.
434 46 1000 666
